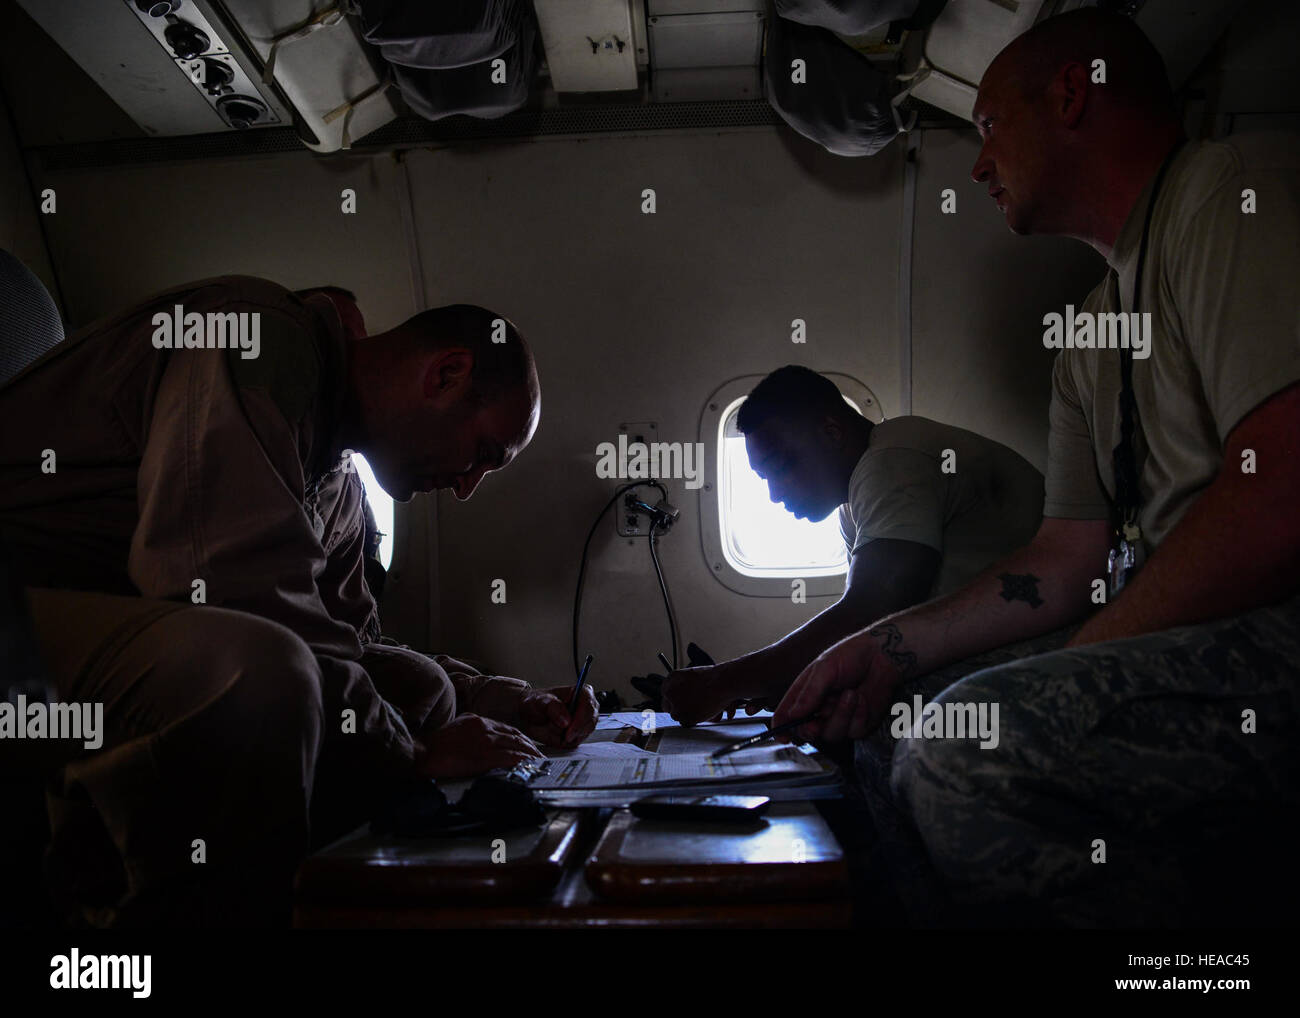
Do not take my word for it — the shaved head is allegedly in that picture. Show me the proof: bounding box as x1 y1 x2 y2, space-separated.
992 8 1175 116
971 9 1183 250
398 304 537 407
345 304 540 503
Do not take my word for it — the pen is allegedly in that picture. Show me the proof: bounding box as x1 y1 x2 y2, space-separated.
656 652 673 673
568 653 593 716
710 711 820 759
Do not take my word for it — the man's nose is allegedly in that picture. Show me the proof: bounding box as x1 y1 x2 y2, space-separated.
971 146 992 184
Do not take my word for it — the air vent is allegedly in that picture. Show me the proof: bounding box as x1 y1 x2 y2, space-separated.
124 0 278 128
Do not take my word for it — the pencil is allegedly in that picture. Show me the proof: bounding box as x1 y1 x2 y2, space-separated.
568 653 593 715
710 712 819 759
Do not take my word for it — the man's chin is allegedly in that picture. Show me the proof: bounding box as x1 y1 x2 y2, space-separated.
787 505 835 523
1003 205 1035 236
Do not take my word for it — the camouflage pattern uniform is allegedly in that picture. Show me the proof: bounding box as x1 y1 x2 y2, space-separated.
854 594 1300 926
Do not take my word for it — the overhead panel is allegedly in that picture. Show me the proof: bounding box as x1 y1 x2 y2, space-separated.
220 0 399 151
908 0 1246 123
16 0 288 136
909 0 1049 121
534 0 640 93
647 0 763 102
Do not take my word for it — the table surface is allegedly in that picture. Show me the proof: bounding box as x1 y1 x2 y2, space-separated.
294 801 852 929
294 716 854 929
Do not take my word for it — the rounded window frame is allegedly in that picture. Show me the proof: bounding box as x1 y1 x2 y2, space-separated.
698 373 884 598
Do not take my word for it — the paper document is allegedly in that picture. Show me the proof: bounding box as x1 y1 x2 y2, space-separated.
543 741 657 760
595 711 681 731
594 710 773 732
521 745 826 790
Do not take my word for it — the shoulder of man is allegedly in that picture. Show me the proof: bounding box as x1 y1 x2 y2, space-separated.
867 415 979 457
1053 273 1114 395
205 277 342 426
867 415 941 453
1169 132 1300 224
58 276 333 424
854 422 947 484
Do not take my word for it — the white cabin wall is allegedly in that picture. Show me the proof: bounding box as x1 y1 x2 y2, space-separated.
407 130 902 687
27 124 1104 698
910 130 1104 470
34 151 413 332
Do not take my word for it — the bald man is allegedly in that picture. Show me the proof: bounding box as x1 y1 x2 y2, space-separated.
0 276 596 926
775 11 1300 925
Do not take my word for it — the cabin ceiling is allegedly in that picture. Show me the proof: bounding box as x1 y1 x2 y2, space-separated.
0 0 1296 159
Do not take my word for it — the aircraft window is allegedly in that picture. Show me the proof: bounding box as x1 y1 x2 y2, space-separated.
718 398 850 580
700 374 882 598
351 453 394 570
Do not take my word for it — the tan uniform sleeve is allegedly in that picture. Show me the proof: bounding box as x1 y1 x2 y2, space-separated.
359 642 530 728
846 447 945 554
1167 162 1300 441
318 473 382 644
128 311 416 775
431 655 530 724
1042 346 1112 521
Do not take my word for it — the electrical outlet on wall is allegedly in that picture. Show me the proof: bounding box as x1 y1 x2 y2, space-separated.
616 420 659 538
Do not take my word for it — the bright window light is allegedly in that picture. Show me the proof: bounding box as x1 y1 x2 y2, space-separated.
718 398 849 579
350 453 394 570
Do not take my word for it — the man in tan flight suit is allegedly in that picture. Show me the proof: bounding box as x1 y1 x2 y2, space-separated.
0 275 595 927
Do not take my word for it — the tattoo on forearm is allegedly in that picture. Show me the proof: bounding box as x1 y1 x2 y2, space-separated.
868 623 918 679
998 572 1044 609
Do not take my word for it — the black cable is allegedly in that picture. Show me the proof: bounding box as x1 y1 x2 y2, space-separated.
648 527 678 670
572 480 666 675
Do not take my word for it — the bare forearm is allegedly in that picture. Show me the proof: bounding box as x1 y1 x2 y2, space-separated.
721 596 899 697
1070 476 1300 646
862 524 1103 680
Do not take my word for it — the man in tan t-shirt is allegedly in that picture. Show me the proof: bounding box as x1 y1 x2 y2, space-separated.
662 365 1042 724
774 10 1300 926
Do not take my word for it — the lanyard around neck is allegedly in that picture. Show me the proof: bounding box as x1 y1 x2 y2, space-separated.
1111 139 1186 536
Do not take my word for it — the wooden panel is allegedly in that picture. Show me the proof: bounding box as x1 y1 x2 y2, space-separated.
294 804 854 928
293 899 852 929
585 803 847 903
294 811 583 907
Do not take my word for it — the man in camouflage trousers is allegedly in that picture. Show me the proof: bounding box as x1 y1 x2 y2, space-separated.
775 10 1300 926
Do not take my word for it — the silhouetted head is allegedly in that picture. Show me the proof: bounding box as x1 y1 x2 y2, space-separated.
350 304 539 503
971 9 1178 237
736 366 869 522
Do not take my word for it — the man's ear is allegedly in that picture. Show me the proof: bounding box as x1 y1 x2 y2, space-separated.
1057 62 1090 129
421 348 475 401
821 416 845 447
